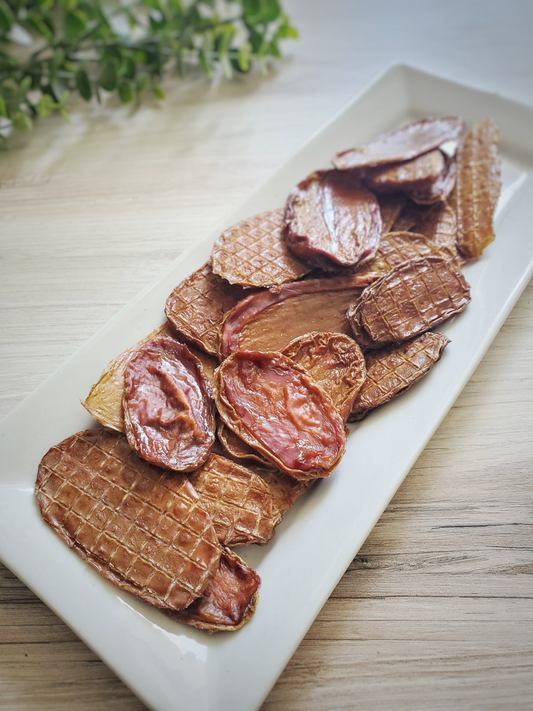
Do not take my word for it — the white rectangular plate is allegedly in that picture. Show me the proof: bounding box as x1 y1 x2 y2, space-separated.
1 63 533 711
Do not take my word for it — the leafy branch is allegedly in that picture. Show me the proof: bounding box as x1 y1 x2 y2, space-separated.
0 0 298 140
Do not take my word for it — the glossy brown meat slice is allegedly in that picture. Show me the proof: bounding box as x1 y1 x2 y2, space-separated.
333 117 464 170
379 194 407 232
211 209 311 288
217 421 271 467
82 323 174 433
188 454 281 546
365 150 445 193
414 201 460 261
349 332 450 420
407 155 457 205
348 256 471 349
282 332 366 421
35 428 221 610
167 549 260 632
354 231 452 282
123 338 215 472
219 274 371 358
453 119 501 260
215 351 346 481
254 467 311 516
165 263 248 355
285 170 382 268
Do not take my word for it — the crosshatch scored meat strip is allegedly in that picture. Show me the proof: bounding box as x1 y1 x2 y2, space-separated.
36 116 501 632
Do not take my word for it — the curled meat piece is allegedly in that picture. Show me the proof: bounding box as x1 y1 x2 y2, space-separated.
365 150 446 193
82 323 174 433
333 116 464 170
285 170 382 268
282 332 366 421
379 194 407 232
189 454 281 547
211 209 311 288
217 421 272 467
165 262 248 355
219 274 371 358
348 256 471 349
350 332 450 420
167 549 260 632
123 338 215 472
407 155 457 205
354 231 453 283
214 351 346 481
35 429 221 611
452 119 501 260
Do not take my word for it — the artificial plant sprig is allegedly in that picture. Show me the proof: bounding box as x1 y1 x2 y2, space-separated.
0 0 298 140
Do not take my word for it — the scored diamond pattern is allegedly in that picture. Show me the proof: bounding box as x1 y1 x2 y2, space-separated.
165 262 246 355
350 332 450 419
189 454 281 546
211 209 311 288
36 428 221 611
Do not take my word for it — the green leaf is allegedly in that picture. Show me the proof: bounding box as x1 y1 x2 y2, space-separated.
242 0 281 25
153 83 165 100
64 11 86 41
37 94 56 117
75 69 92 101
120 56 136 80
99 61 117 91
237 45 251 72
0 93 7 118
11 110 33 131
52 48 66 68
199 47 212 78
118 79 133 104
19 76 32 95
27 15 54 42
0 2 14 35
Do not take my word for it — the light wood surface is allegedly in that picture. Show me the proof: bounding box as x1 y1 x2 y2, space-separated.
1 1 532 709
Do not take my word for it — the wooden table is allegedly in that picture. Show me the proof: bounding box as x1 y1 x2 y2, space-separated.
1 1 532 709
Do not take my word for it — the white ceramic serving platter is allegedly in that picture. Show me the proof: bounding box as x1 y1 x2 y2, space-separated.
1 63 533 711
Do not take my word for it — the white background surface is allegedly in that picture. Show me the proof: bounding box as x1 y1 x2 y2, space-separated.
1 2 532 710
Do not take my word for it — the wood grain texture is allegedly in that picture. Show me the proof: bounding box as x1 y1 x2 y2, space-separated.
1 1 533 709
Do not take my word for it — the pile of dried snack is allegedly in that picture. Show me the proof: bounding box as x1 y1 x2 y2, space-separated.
35 117 501 632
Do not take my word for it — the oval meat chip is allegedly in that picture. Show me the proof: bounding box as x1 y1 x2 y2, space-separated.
333 116 464 170
214 351 346 480
350 332 450 420
282 332 366 422
219 274 371 358
123 338 215 472
348 256 471 349
165 262 248 356
452 119 501 260
365 149 446 193
35 428 222 611
285 170 382 268
188 454 281 547
211 209 311 288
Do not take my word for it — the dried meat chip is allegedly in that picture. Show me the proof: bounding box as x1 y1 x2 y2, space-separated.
285 170 382 268
35 428 221 610
407 155 457 205
189 454 281 547
379 194 407 233
123 338 215 472
165 263 248 356
453 119 501 260
217 421 272 467
211 209 311 288
350 332 450 420
348 256 471 349
282 332 366 421
333 117 464 170
214 351 346 481
365 150 446 193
